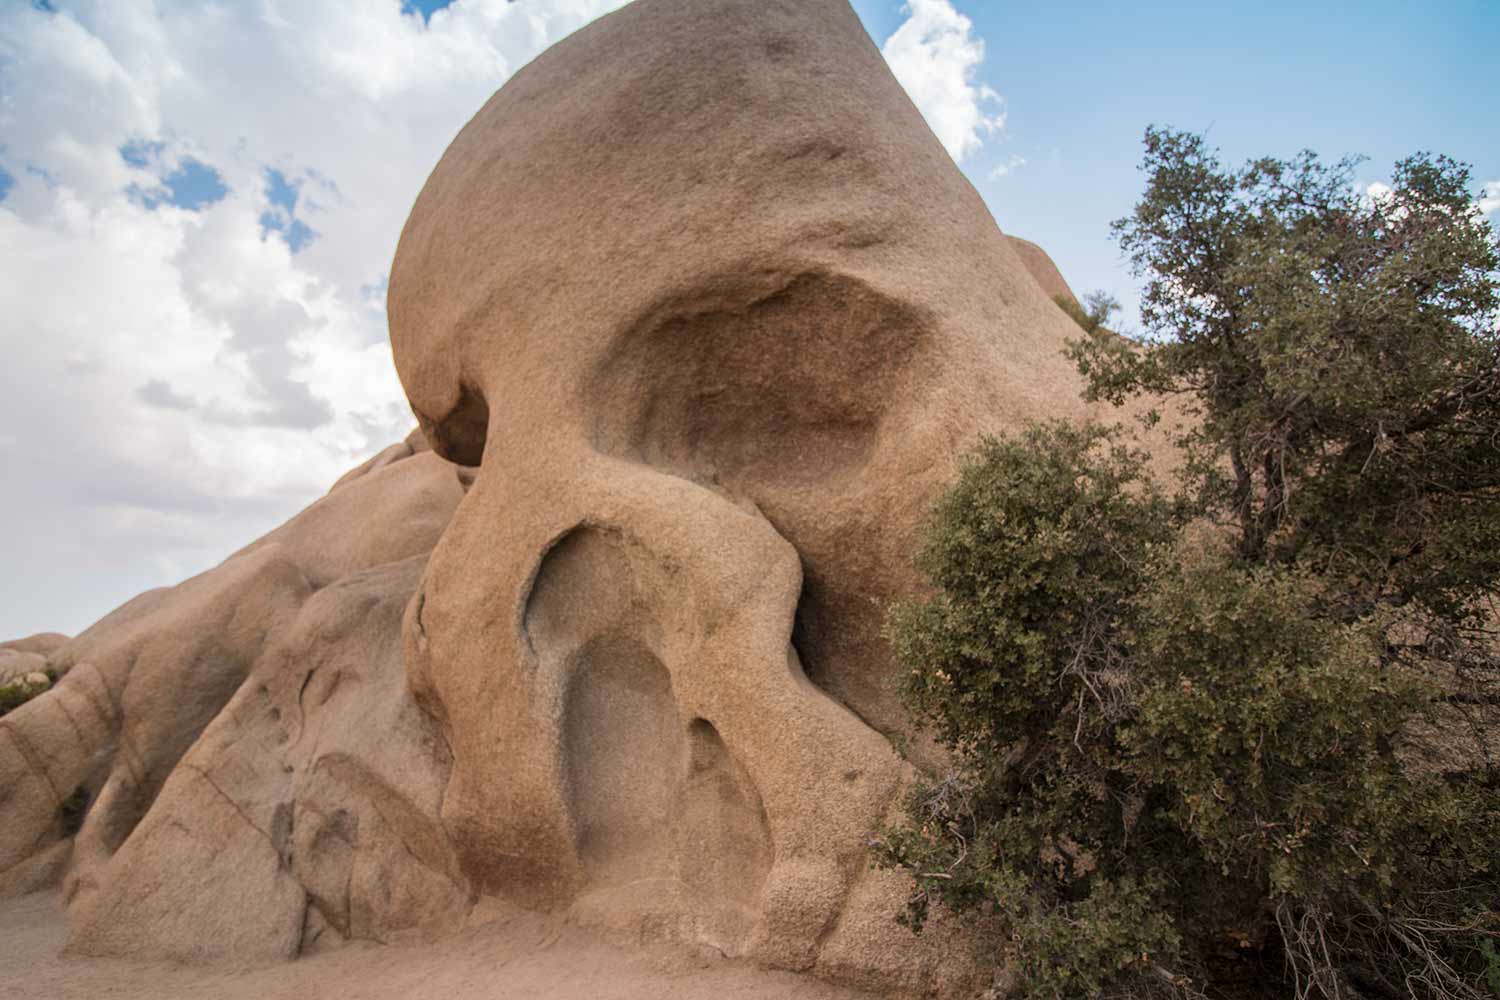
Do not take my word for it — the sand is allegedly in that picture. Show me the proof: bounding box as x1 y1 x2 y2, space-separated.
2 890 878 1000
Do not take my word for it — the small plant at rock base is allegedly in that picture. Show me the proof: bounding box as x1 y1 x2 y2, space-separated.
0 673 53 717
1481 940 1500 995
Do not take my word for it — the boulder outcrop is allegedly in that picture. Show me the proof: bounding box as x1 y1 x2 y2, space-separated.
1 448 468 959
1008 234 1080 306
1 633 70 658
386 0 1097 985
0 651 48 686
3 0 1112 993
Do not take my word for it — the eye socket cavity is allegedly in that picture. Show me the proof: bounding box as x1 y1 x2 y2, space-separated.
587 271 932 490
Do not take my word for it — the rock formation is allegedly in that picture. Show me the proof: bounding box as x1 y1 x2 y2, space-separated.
1 633 69 658
0 634 68 686
2 0 1109 993
1008 234 1081 306
0 447 467 953
388 0 1096 976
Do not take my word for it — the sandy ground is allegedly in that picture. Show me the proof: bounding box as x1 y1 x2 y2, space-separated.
2 891 878 1000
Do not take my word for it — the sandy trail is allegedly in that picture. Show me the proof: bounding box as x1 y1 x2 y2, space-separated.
2 891 878 1000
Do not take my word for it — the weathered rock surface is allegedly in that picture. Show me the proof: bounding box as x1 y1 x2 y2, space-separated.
0 633 68 686
65 554 467 963
1 633 70 658
0 651 48 685
386 0 1100 987
1 448 467 957
2 0 1120 994
1008 234 1080 305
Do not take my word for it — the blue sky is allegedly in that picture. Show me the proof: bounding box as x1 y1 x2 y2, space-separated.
0 0 1496 638
917 0 1499 326
401 0 1500 325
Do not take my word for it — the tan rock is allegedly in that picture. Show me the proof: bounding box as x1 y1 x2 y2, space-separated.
245 450 463 586
67 555 467 963
403 425 432 455
2 1 1142 991
387 0 1101 981
0 632 70 657
4 543 313 906
1 443 465 945
1 838 72 898
1008 234 1080 305
0 650 47 684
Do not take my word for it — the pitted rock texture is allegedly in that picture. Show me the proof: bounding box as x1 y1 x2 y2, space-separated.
0 447 469 961
387 0 1099 987
1 633 69 658
1008 234 1081 306
2 0 1113 994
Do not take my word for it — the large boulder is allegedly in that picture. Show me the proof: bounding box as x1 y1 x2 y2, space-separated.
2 1 1128 993
0 650 48 685
0 633 70 658
0 444 468 964
386 0 1103 985
65 554 468 963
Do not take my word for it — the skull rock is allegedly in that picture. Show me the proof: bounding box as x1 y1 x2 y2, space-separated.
389 0 1097 971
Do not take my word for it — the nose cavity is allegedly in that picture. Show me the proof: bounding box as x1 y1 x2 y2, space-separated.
589 272 930 488
532 526 775 951
562 631 680 882
415 380 489 468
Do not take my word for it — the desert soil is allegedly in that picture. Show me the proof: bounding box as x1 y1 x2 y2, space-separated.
2 891 877 1000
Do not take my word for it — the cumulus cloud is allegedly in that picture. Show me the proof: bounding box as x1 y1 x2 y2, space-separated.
990 153 1026 180
0 0 1007 637
0 0 630 636
1481 181 1500 216
881 0 1005 163
1365 178 1500 225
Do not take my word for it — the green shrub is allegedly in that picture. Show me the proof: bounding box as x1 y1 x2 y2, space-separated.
879 422 1500 998
1055 290 1123 339
0 672 53 717
880 129 1500 998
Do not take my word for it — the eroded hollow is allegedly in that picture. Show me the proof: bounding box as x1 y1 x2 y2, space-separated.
589 272 931 488
559 641 772 939
676 718 771 922
562 632 681 882
414 381 488 468
533 528 773 940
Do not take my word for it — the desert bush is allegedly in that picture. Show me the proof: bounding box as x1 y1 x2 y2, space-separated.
881 423 1500 998
1056 290 1124 339
0 671 53 717
879 130 1500 999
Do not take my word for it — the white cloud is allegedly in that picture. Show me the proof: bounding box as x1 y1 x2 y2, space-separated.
0 0 629 636
1364 178 1500 225
990 153 1026 180
1480 181 1500 216
881 0 1004 163
0 0 1009 638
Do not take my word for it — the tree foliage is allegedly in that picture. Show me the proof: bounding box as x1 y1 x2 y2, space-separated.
1075 128 1500 618
880 129 1500 999
1057 289 1124 339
